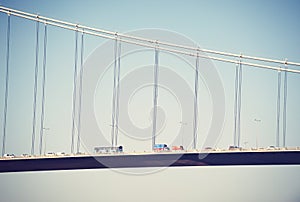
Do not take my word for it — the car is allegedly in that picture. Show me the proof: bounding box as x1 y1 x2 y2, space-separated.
76 152 85 155
172 145 184 151
45 152 55 156
56 152 66 156
267 145 281 150
267 146 277 150
21 153 31 158
3 154 15 158
204 147 214 151
228 146 240 151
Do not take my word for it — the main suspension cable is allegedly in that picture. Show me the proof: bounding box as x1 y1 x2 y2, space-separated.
1 7 300 74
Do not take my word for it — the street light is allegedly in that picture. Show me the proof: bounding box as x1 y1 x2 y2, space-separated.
254 119 261 149
243 141 248 149
43 127 50 155
179 121 187 148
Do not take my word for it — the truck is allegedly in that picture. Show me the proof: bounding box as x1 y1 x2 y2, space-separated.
94 146 123 154
154 144 170 152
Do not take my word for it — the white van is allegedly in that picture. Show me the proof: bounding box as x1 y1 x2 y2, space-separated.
3 154 15 158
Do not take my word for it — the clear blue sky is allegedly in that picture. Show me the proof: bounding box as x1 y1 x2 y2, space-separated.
0 0 300 201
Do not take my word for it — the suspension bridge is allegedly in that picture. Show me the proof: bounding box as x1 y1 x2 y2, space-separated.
0 6 300 173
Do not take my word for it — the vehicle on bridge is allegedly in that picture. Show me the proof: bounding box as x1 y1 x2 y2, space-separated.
21 154 31 158
94 146 123 154
154 144 170 152
3 154 15 158
56 152 66 156
171 145 184 151
228 146 242 151
45 152 55 156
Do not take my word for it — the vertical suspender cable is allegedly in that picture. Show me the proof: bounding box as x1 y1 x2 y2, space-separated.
276 70 281 147
282 64 288 147
152 46 159 150
2 14 11 157
114 40 121 146
233 62 239 146
76 31 84 154
237 61 243 147
39 23 47 155
31 17 40 155
111 38 118 147
71 28 78 154
192 53 199 150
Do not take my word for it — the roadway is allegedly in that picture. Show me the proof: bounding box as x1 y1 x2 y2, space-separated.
1 149 300 173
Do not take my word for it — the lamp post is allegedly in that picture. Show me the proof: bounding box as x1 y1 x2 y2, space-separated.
179 121 187 149
254 119 261 149
243 141 248 149
43 127 50 155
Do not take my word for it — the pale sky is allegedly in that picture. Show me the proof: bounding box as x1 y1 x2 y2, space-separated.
0 1 300 201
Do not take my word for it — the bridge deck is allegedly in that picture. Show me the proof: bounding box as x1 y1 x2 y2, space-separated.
0 150 300 173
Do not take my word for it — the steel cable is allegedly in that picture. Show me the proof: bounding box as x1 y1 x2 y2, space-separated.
71 30 78 154
152 47 159 150
276 70 281 147
2 14 11 156
39 23 47 155
233 63 239 146
237 62 243 147
76 31 84 154
114 41 121 146
31 18 40 155
282 68 288 147
193 54 200 149
110 39 118 147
